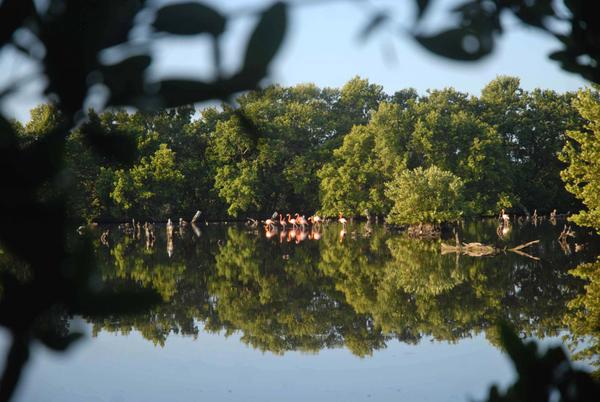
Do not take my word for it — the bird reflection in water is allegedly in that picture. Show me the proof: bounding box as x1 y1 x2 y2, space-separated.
265 226 278 239
295 230 308 244
287 228 297 243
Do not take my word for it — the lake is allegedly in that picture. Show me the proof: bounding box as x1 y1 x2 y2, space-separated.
3 218 600 402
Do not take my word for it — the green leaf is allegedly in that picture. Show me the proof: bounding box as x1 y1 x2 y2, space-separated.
241 1 288 77
153 2 226 37
414 28 493 61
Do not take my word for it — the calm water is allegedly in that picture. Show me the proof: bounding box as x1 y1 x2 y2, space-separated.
4 218 600 401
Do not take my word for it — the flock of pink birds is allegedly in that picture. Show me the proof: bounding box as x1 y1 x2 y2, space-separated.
262 212 349 243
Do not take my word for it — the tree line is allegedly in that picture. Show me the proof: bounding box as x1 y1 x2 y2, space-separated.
12 76 596 225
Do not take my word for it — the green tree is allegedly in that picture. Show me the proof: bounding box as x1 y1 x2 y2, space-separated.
333 76 388 140
318 102 409 216
318 125 385 216
210 117 265 216
480 77 582 213
563 258 600 375
385 166 465 225
15 104 64 147
408 88 512 214
208 80 379 217
560 88 600 231
112 144 185 218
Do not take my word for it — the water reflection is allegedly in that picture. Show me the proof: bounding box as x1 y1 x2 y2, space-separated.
7 219 599 366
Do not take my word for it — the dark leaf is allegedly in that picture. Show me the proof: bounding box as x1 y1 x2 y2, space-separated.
549 50 572 62
79 110 136 165
451 1 477 13
241 1 288 77
498 322 528 365
102 55 152 106
563 0 582 17
234 109 261 142
511 1 554 30
83 127 137 166
358 12 388 42
13 126 68 188
0 336 29 402
0 0 35 45
153 2 226 37
92 1 145 49
77 289 161 317
414 27 493 61
415 0 431 19
0 115 18 149
154 79 230 107
36 332 83 351
154 70 264 108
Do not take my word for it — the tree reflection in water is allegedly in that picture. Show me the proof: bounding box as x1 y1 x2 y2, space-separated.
36 219 599 368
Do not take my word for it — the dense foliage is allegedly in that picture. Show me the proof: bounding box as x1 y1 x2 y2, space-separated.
560 88 600 232
17 76 582 222
385 166 465 225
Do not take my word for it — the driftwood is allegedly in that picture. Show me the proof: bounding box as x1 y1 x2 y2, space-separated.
191 222 202 238
191 210 203 224
441 239 540 260
441 242 495 257
558 224 575 242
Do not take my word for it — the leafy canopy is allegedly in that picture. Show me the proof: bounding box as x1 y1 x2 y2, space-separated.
560 88 600 232
385 166 465 225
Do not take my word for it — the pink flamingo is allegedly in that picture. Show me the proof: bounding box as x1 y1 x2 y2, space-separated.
264 218 276 231
287 213 297 229
338 212 347 229
296 214 308 231
310 215 322 227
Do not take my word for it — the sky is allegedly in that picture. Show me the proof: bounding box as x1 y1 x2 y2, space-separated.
0 0 589 122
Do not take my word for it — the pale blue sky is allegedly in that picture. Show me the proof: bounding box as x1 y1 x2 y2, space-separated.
0 0 589 121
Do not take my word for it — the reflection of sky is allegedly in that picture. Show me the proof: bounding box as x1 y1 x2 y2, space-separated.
2 321 587 402
2 325 593 402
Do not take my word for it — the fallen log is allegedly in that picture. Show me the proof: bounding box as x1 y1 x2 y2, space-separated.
441 242 496 256
441 239 540 260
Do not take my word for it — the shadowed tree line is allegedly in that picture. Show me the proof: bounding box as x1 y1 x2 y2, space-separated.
1 0 600 400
